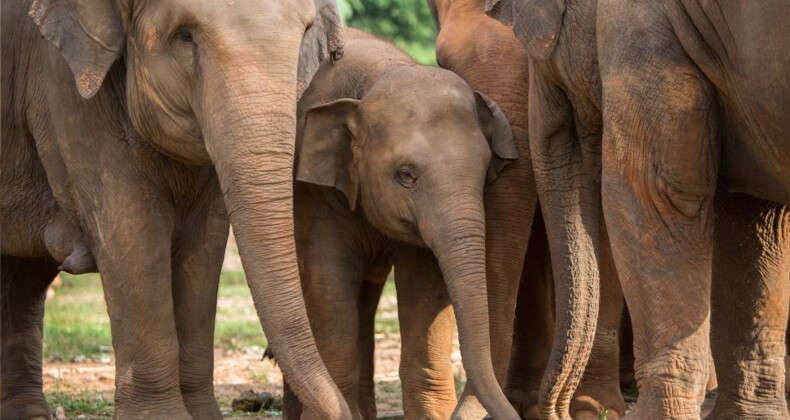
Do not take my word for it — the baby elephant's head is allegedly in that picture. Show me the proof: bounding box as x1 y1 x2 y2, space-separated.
295 68 521 416
295 69 517 247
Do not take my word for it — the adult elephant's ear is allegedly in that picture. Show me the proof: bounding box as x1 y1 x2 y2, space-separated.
295 99 361 210
29 0 126 99
486 0 564 60
475 91 519 184
297 0 345 99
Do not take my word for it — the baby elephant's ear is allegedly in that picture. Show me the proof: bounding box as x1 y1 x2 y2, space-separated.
29 0 126 99
295 99 361 210
475 91 519 184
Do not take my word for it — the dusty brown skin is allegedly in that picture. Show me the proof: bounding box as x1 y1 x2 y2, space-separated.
430 1 627 418
492 0 790 418
0 0 350 418
597 1 790 418
280 28 520 420
481 0 607 418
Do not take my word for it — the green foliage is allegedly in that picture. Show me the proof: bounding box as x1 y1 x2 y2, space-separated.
337 0 438 65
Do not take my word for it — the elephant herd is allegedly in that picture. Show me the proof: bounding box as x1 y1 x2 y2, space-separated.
1 0 789 419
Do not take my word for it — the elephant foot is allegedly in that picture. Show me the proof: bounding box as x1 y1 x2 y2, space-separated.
622 401 699 420
451 394 489 419
183 397 222 420
571 385 625 420
0 396 52 420
574 409 621 420
504 388 540 419
358 399 377 420
113 403 193 420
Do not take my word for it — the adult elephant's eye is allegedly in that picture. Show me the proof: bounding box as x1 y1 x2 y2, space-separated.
177 27 195 44
395 166 418 189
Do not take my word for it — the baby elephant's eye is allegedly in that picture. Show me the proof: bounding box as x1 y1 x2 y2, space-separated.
395 166 418 188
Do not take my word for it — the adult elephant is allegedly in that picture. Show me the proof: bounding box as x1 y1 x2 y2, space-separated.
490 0 790 418
480 0 606 418
0 0 350 419
431 1 628 418
596 1 790 418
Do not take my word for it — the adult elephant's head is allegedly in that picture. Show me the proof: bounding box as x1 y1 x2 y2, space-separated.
30 0 349 416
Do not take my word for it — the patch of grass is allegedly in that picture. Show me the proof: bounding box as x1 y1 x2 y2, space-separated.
46 390 114 418
44 274 110 360
44 271 270 361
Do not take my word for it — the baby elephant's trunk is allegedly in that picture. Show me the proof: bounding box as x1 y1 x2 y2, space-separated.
423 197 520 420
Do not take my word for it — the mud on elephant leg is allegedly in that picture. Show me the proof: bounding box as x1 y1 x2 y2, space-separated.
1 256 60 420
357 273 387 420
394 246 457 419
172 187 229 420
710 191 790 418
599 2 719 417
572 221 626 420
504 210 555 419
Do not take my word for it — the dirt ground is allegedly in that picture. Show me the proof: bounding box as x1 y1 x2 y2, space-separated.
42 289 465 419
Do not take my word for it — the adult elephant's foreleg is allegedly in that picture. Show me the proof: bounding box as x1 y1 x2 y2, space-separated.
172 183 229 420
710 191 790 418
572 220 626 420
90 173 189 419
599 2 719 417
0 255 59 420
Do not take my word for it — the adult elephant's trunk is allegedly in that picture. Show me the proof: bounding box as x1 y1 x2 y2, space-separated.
198 47 349 419
421 197 520 420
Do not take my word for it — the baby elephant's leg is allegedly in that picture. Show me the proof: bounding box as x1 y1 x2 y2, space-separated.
394 246 456 419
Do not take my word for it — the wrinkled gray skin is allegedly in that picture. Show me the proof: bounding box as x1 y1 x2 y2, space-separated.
0 0 351 419
282 29 520 420
428 1 626 418
491 0 790 418
485 0 604 418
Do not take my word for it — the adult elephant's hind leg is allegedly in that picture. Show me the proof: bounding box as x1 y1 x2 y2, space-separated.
172 184 229 420
599 1 719 417
1 255 59 420
710 192 790 419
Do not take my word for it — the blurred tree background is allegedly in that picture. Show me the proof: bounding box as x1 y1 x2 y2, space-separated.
336 0 438 65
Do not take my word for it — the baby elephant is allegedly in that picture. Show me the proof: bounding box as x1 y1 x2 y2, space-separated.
283 28 519 420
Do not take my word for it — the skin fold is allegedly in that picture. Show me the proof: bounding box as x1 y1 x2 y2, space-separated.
491 0 790 418
1 0 350 418
429 1 626 418
281 28 521 420
597 1 790 418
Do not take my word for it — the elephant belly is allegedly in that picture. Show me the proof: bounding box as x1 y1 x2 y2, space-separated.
717 95 790 206
0 136 60 258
